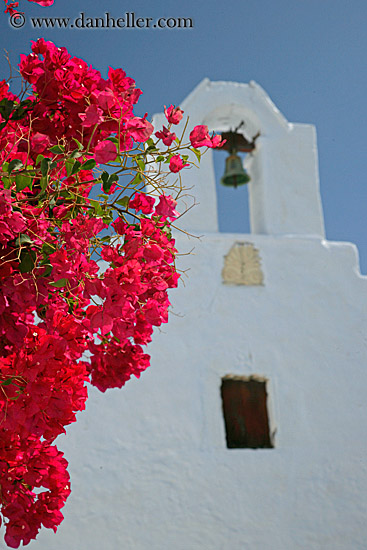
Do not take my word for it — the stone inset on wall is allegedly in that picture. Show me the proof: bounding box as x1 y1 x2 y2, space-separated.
222 242 264 285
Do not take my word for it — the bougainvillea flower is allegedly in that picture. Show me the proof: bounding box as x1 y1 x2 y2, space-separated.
155 126 176 147
31 132 50 153
124 117 154 142
154 194 179 220
189 124 225 149
96 89 116 111
79 105 104 128
164 105 184 125
94 141 117 164
129 193 155 214
28 0 54 4
4 1 19 15
169 155 189 173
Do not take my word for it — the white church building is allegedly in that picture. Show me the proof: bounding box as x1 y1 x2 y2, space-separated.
26 80 367 550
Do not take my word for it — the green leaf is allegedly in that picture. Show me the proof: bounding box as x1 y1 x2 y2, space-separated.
1 378 13 386
2 177 11 190
42 240 55 252
156 155 165 162
145 138 159 154
49 278 68 288
145 144 158 154
8 159 23 174
41 265 53 277
65 159 75 178
88 199 99 209
0 98 14 121
102 212 113 224
106 136 119 145
15 234 33 246
41 158 51 177
35 154 44 166
40 176 48 192
71 160 82 176
81 159 96 171
136 157 145 171
58 190 71 198
130 173 142 186
19 249 36 273
15 174 33 192
72 138 83 150
88 199 105 218
49 145 64 154
102 173 118 194
101 171 109 184
11 100 33 121
192 148 201 163
42 242 55 255
70 150 83 159
116 196 130 208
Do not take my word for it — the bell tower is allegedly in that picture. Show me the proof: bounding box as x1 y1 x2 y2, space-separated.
153 79 325 238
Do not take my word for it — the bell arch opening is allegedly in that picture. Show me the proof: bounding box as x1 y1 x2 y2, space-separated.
203 105 261 236
213 148 251 234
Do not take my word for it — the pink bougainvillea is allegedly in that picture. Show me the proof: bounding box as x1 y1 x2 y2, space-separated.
164 104 184 125
155 126 177 147
189 124 226 149
0 39 223 548
169 154 189 173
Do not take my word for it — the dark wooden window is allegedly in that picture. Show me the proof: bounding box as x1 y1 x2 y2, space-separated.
221 375 273 449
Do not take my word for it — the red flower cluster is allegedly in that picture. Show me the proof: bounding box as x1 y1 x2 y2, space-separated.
14 39 152 160
0 40 180 548
0 37 225 547
154 107 225 174
189 125 225 149
164 105 184 125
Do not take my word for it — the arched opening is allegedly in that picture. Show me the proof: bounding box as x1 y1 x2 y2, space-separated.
213 129 258 234
213 149 251 234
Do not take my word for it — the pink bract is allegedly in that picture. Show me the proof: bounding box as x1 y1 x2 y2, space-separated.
169 154 189 173
94 141 117 164
164 105 184 125
189 124 225 149
28 0 54 5
155 125 176 146
155 194 180 220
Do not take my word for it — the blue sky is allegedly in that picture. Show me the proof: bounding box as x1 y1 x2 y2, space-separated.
2 0 366 272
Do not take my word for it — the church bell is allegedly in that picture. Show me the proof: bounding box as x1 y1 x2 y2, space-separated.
221 152 250 188
220 128 252 188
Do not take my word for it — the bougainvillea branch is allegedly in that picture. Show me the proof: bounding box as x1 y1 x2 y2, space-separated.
0 39 224 548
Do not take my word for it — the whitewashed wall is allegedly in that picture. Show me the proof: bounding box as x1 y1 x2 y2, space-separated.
19 81 367 550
